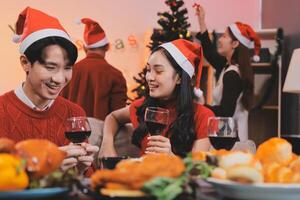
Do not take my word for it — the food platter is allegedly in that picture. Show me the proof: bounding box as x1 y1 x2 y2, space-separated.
206 178 300 200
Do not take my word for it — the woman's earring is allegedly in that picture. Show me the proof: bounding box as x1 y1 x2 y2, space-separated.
176 78 181 84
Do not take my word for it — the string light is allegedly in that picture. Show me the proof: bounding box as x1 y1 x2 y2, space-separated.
186 31 191 37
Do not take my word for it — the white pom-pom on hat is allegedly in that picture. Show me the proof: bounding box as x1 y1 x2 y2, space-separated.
253 55 260 62
12 34 21 43
194 87 205 104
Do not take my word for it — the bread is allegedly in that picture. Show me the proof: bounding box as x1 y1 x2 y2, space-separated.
256 137 293 166
227 165 263 183
263 162 281 183
212 138 300 184
211 167 227 179
218 151 262 171
289 156 300 173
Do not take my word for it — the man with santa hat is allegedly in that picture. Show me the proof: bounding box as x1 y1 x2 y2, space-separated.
0 7 99 175
62 18 127 121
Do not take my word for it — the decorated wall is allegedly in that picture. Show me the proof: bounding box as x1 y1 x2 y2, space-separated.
0 0 261 98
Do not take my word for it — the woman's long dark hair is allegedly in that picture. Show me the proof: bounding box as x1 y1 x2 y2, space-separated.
131 48 197 157
228 28 254 111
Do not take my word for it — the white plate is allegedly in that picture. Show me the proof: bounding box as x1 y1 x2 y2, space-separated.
206 178 300 200
0 187 69 200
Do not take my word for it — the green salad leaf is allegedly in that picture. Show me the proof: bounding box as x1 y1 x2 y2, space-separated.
142 155 214 200
143 177 185 200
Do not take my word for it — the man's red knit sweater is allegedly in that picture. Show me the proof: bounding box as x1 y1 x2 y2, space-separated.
0 91 85 145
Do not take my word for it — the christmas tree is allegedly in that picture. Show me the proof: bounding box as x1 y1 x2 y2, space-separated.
131 0 192 99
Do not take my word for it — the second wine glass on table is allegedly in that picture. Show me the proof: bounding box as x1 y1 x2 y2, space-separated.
65 117 91 143
144 107 169 136
208 117 238 150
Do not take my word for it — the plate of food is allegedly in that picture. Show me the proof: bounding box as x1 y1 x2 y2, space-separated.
0 138 78 200
90 154 213 200
0 187 69 200
91 154 184 200
203 137 300 200
206 178 300 200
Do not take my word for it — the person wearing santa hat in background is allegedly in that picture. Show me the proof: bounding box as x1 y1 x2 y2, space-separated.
99 39 214 158
0 7 99 175
195 5 260 142
61 18 127 121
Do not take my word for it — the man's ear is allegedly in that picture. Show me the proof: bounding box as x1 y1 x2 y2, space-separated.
20 55 31 74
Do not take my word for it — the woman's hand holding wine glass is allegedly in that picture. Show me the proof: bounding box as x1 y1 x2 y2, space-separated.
144 107 173 155
146 135 173 155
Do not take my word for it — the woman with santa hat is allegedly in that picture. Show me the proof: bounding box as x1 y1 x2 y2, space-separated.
195 5 260 142
99 39 214 157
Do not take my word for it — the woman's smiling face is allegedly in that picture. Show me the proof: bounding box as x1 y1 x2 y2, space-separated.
145 50 181 100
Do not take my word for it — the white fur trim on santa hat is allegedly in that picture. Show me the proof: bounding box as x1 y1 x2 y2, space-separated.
85 36 109 48
12 34 21 43
229 23 254 49
19 28 71 54
160 42 194 78
253 55 260 62
193 88 205 104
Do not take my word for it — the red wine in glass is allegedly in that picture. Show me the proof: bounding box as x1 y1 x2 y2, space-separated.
65 130 91 143
146 121 167 136
208 117 237 150
65 117 91 143
145 107 169 136
209 136 238 150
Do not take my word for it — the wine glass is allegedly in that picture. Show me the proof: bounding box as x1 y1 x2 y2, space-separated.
65 116 91 143
144 107 169 136
208 117 238 150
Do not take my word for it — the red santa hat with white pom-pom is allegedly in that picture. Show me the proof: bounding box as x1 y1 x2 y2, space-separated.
228 22 261 62
12 7 72 54
76 18 109 48
159 39 204 103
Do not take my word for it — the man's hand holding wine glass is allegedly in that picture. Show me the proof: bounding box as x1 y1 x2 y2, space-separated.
60 117 99 174
60 142 99 173
59 143 86 171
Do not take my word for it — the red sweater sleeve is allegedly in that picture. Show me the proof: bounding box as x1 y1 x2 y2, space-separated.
194 104 215 139
129 98 145 128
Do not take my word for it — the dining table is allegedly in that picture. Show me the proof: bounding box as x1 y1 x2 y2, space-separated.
54 187 234 200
